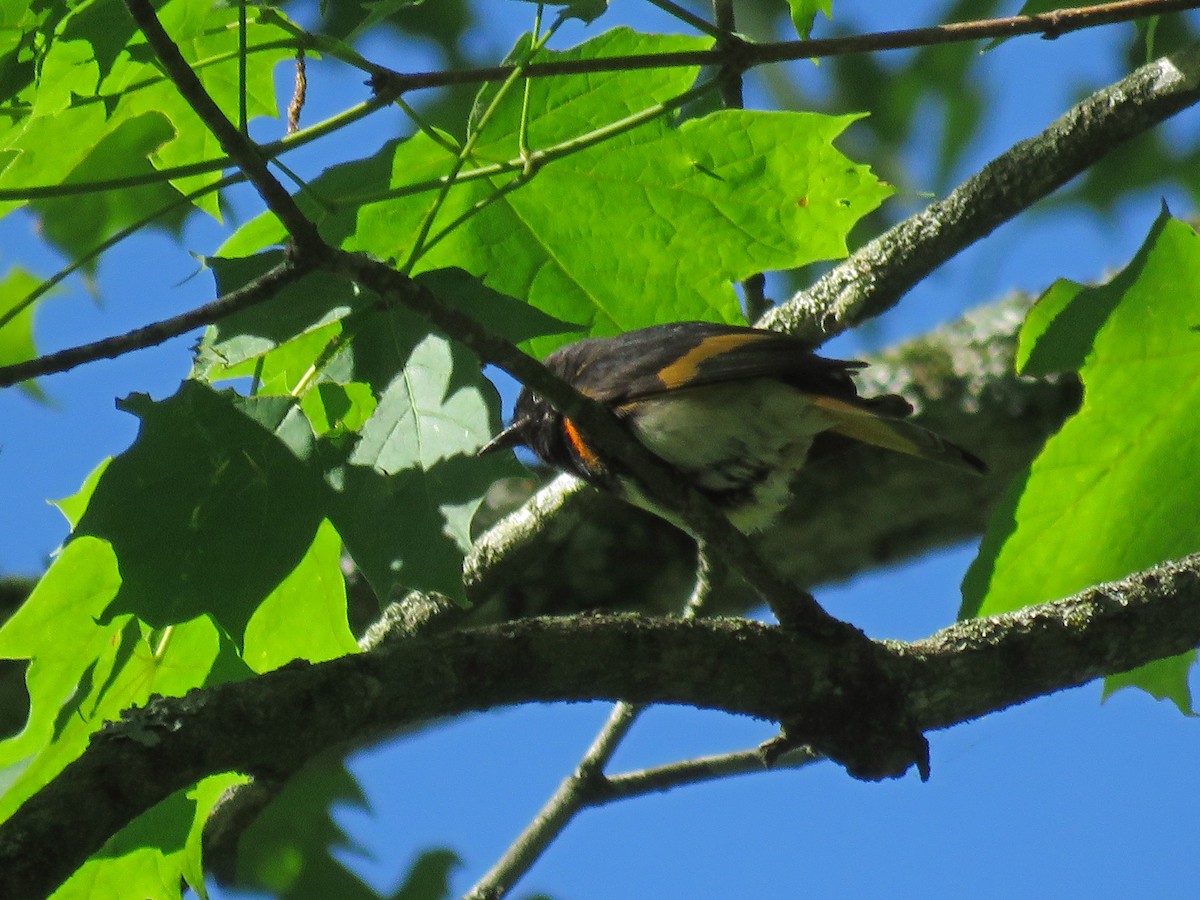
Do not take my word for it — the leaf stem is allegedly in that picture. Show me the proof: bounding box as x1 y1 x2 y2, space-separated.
399 14 562 275
0 94 394 201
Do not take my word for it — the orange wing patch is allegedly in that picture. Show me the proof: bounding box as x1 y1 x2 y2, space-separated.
655 333 767 390
562 417 604 473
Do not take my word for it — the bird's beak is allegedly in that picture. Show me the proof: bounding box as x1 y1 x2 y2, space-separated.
479 416 530 455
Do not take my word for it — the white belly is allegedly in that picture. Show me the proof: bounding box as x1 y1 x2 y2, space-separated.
623 380 834 532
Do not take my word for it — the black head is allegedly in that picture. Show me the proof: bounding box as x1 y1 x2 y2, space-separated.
479 383 589 475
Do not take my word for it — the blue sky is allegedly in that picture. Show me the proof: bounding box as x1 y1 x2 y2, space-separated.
3 2 1199 898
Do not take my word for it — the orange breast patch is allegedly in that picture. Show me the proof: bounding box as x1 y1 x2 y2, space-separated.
562 417 603 473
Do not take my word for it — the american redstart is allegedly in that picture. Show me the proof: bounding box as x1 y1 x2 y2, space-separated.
482 321 985 532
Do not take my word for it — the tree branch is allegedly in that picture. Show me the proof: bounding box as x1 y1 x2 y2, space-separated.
123 0 322 251
368 1 1200 94
0 258 309 387
598 745 820 804
762 41 1200 341
466 547 718 900
2 553 1196 899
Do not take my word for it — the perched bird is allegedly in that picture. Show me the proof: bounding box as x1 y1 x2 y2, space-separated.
482 321 985 532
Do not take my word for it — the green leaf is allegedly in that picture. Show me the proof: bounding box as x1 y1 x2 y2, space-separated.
0 535 244 822
52 772 244 900
963 212 1200 705
0 266 50 400
0 538 122 778
52 846 183 899
235 751 381 899
375 30 887 344
217 138 402 258
33 111 184 263
198 323 345 396
52 459 112 529
349 328 497 474
323 313 521 601
242 519 359 673
198 252 370 374
73 382 326 640
787 0 833 40
1102 651 1197 715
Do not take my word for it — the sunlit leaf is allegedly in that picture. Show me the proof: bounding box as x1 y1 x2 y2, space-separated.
0 266 50 400
787 0 833 40
964 212 1200 706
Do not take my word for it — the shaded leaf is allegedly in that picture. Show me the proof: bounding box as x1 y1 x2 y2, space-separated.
199 252 371 373
415 268 583 345
394 849 461 900
235 751 380 899
321 313 517 598
74 383 326 640
1103 651 1197 715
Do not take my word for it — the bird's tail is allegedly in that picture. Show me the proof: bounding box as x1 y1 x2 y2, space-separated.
811 395 987 474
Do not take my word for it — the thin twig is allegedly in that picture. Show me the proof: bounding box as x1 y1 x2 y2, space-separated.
8 0 1169 207
369 0 1200 94
237 0 248 134
466 546 718 900
646 0 730 40
597 745 820 804
709 0 770 321
401 15 561 274
712 0 743 107
124 0 322 250
0 260 309 387
0 172 242 335
357 75 721 208
0 92 395 201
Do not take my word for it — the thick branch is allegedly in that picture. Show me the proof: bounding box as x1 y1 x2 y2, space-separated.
762 42 1200 341
1 554 1197 899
